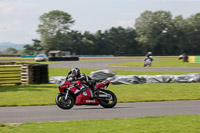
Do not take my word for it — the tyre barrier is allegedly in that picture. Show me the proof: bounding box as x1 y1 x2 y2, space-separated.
48 57 79 61
21 64 49 84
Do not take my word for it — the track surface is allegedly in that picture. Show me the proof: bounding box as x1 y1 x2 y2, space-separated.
1 100 200 124
1 59 200 124
49 60 200 72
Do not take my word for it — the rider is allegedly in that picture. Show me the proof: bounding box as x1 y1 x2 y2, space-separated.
144 52 153 61
144 52 153 67
66 68 89 82
66 68 95 95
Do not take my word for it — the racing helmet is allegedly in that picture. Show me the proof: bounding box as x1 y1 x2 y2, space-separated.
70 68 80 77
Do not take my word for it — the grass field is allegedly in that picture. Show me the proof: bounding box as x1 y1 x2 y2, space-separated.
0 115 200 133
0 58 200 132
0 67 200 106
109 59 200 67
1 81 200 106
49 67 198 77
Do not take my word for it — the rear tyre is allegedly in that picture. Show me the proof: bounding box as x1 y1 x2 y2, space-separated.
99 90 117 108
55 93 75 110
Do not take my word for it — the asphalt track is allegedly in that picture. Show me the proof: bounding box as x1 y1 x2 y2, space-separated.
48 60 200 72
1 60 200 124
1 100 200 124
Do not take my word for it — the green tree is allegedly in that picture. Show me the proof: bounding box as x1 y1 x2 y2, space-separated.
80 31 95 54
135 10 176 55
23 39 44 55
172 15 189 54
104 27 139 55
3 47 18 54
32 39 43 54
122 27 140 55
66 30 83 55
23 44 34 55
93 30 112 55
37 10 75 51
185 13 200 54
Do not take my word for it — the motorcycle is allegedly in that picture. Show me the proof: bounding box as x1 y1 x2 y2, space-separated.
55 78 117 110
144 56 153 67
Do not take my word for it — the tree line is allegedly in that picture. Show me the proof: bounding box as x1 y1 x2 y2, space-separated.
22 10 200 56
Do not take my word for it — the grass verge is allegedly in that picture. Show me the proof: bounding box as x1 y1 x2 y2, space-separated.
109 60 200 67
0 68 200 106
49 67 198 77
1 82 200 106
0 115 200 133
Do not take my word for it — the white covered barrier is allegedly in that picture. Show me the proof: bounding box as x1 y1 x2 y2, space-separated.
90 69 116 80
49 76 65 84
49 69 200 84
90 69 200 84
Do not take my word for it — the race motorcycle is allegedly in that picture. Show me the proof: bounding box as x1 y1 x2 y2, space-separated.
144 56 153 67
55 78 117 110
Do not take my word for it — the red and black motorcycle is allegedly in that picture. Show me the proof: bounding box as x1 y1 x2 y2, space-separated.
55 78 117 110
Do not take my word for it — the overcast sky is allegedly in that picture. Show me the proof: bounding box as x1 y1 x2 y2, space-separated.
0 0 200 44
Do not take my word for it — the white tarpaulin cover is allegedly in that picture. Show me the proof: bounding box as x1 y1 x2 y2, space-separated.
50 76 65 84
90 69 200 84
50 69 200 84
90 69 116 80
110 73 200 84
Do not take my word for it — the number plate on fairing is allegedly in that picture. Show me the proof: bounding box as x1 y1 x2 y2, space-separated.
85 100 96 103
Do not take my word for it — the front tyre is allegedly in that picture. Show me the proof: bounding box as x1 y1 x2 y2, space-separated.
55 93 75 110
99 90 117 108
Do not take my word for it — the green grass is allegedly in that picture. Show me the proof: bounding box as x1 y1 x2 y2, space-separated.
1 82 200 106
0 84 57 106
109 60 200 67
49 67 197 77
1 68 199 106
111 83 200 102
1 62 200 132
49 68 99 77
0 115 200 133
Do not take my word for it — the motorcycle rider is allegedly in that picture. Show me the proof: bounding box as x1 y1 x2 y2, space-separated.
66 68 95 97
67 68 89 82
144 52 153 67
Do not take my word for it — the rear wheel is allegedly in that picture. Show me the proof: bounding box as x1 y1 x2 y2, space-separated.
55 93 75 110
99 90 117 108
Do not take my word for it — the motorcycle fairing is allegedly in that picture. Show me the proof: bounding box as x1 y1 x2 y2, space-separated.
95 80 110 88
75 89 99 105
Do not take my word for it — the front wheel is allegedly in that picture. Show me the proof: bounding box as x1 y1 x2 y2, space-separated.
99 90 117 108
55 93 75 110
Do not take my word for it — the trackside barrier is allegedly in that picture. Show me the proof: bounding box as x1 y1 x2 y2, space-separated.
0 65 22 84
0 63 49 85
188 56 200 63
21 64 32 84
21 64 49 84
21 55 36 58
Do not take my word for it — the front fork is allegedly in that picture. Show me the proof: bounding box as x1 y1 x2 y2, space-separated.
65 90 69 100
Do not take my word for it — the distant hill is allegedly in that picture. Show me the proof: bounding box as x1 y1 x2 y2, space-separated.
0 42 26 50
